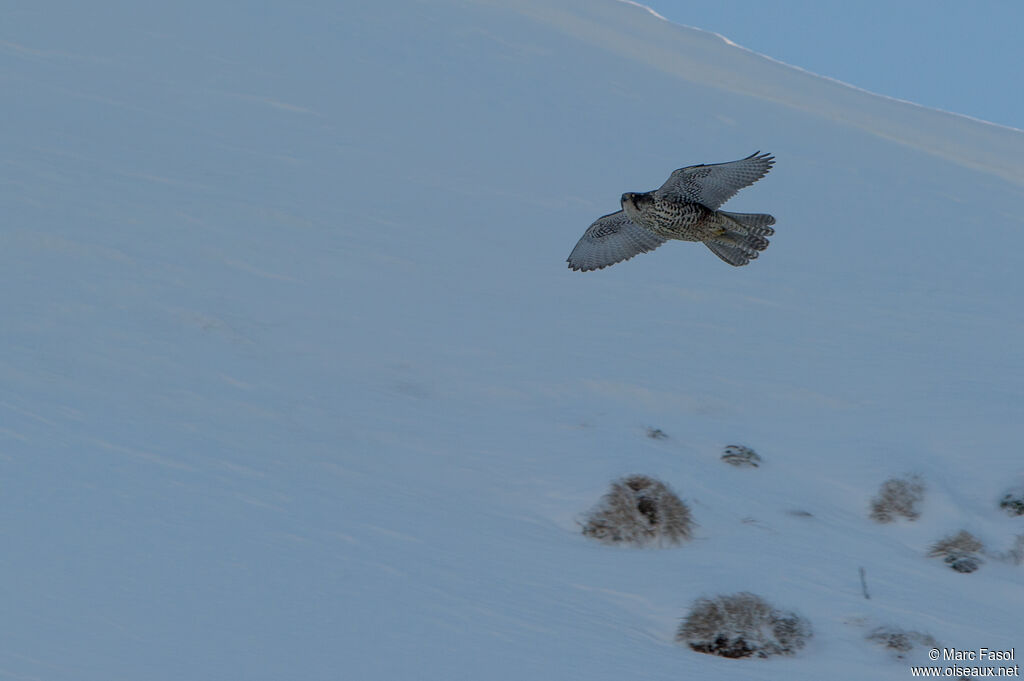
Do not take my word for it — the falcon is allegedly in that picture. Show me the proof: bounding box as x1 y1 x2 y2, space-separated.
567 152 776 270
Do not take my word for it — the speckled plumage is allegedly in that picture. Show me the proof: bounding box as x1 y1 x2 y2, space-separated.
567 152 776 270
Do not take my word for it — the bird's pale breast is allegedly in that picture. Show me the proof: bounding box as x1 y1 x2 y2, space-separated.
639 200 720 242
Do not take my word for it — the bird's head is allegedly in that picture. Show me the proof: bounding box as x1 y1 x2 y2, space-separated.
620 192 652 223
621 191 651 208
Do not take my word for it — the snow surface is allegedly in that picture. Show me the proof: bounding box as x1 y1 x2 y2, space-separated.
3 1 1023 679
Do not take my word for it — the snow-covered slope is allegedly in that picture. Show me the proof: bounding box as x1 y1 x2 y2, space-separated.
3 1 1023 679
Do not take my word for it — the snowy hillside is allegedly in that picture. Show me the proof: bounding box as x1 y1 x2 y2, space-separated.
3 1 1023 679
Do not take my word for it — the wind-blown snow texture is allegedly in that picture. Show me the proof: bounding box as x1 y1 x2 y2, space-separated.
3 1 1023 679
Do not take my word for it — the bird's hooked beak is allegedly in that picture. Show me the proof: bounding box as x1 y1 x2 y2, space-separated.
621 192 648 208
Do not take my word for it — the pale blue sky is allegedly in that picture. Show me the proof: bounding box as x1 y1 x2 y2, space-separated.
645 0 1023 130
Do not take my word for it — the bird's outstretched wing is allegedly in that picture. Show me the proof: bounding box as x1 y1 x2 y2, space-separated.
567 210 666 271
655 151 774 210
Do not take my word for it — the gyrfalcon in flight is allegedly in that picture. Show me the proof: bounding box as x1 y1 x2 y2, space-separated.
568 152 776 270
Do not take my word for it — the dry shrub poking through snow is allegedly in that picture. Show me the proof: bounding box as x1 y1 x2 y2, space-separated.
865 626 939 660
721 445 761 468
677 592 812 659
581 475 693 547
928 530 984 573
869 475 925 522
998 486 1024 517
646 427 668 440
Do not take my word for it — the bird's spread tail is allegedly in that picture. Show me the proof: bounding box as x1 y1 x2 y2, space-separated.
719 211 776 236
705 211 776 266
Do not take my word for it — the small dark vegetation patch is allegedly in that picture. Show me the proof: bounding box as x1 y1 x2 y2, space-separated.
865 625 938 660
581 475 693 547
646 427 668 440
928 530 984 573
676 592 812 659
998 486 1024 517
870 475 925 523
721 444 761 468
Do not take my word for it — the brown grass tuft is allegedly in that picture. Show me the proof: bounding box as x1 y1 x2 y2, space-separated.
581 475 693 547
928 530 984 573
870 475 925 523
676 592 811 659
